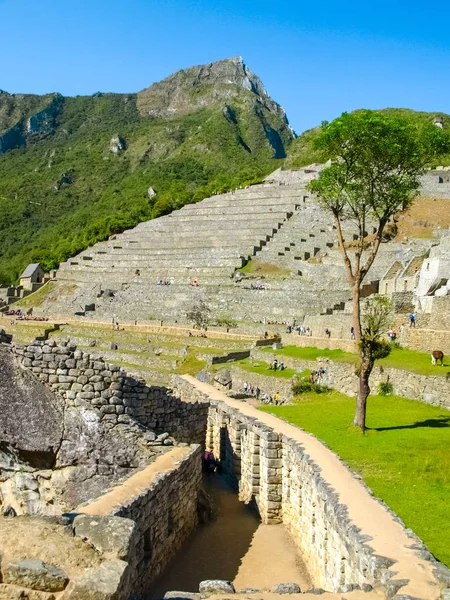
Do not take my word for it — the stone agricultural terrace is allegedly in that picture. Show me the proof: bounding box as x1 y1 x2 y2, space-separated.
35 166 438 325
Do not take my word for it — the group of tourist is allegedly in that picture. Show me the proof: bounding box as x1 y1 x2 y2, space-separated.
3 309 48 322
250 281 266 290
310 367 327 384
157 280 171 286
243 381 283 405
268 358 286 371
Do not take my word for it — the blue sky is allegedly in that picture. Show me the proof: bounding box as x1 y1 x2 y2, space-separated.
1 0 449 133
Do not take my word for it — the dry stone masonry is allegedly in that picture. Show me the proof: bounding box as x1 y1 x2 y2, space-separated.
173 375 450 600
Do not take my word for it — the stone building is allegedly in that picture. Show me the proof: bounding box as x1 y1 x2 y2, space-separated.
19 263 45 291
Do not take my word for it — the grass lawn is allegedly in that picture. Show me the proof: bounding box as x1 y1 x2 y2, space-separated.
265 345 450 377
260 391 450 567
239 259 291 277
225 357 310 380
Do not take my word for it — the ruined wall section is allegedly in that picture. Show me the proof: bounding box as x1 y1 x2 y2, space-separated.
251 348 450 408
2 340 208 514
78 445 203 597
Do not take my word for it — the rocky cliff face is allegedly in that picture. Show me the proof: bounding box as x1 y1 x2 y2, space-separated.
137 56 283 117
0 92 63 154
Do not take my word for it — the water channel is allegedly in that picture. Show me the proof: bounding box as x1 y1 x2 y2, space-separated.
150 474 311 598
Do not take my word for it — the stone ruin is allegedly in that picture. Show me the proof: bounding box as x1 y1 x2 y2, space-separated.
1 334 450 599
0 334 208 598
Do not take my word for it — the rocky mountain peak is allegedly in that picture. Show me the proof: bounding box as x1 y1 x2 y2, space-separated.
136 56 275 118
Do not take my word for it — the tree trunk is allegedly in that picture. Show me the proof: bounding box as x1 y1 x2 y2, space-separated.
354 363 371 431
352 282 362 342
352 281 370 432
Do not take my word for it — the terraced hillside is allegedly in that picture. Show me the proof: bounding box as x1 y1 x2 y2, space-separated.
26 164 437 328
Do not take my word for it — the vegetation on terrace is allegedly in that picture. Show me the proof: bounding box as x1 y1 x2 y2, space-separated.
261 390 450 567
219 357 310 380
264 345 450 377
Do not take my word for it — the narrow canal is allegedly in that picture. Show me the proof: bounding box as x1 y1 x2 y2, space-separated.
150 474 311 598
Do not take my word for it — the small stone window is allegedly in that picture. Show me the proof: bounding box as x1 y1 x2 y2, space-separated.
167 510 174 537
143 528 152 560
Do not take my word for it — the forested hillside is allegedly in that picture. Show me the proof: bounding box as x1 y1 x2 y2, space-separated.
284 108 450 169
0 58 293 284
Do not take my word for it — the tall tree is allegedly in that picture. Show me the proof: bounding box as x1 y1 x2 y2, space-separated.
308 110 450 431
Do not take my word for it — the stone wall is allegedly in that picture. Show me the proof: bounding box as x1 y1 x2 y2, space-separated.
252 349 450 408
11 339 209 444
2 339 209 515
175 376 450 600
78 445 202 597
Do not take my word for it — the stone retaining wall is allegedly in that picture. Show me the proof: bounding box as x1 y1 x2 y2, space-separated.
11 339 209 443
252 349 450 408
78 445 202 597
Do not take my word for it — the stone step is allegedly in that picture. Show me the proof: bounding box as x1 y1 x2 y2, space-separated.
70 256 244 269
178 203 299 215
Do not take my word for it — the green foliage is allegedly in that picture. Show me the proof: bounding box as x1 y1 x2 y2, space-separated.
360 297 393 360
292 379 330 394
0 91 289 284
214 314 238 329
260 391 450 567
308 111 450 233
378 380 394 396
286 108 450 170
185 300 211 328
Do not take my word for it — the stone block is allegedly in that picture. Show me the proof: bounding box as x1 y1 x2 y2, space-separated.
271 583 301 594
61 560 127 599
3 559 68 592
199 580 235 595
73 515 136 560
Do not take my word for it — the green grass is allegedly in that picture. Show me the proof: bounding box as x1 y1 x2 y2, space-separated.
265 345 450 377
174 352 207 376
12 281 56 308
228 357 310 380
260 391 450 567
264 345 358 363
378 347 450 377
239 259 291 277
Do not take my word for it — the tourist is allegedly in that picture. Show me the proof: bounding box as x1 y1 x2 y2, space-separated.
203 450 217 473
255 387 260 400
325 328 331 338
243 381 248 393
279 361 285 371
409 312 416 327
274 391 279 405
350 327 355 340
272 358 278 371
399 323 405 335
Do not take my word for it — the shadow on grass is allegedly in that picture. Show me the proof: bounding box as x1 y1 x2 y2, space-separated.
372 416 450 431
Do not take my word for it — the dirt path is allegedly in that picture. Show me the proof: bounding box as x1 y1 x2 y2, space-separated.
77 447 189 515
233 523 311 590
182 375 441 600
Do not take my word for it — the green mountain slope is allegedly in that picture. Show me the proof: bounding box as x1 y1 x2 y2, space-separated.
0 57 293 284
284 108 450 170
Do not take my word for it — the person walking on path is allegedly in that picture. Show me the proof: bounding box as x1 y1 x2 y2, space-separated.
409 312 416 328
